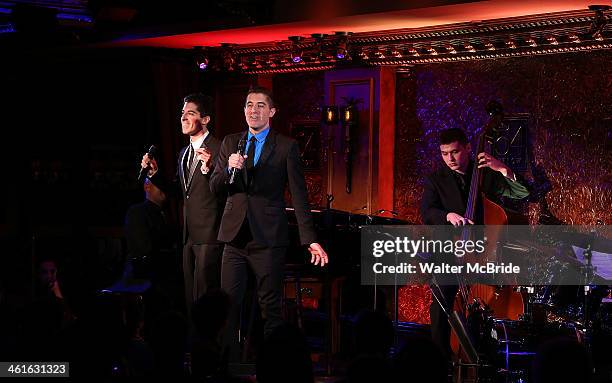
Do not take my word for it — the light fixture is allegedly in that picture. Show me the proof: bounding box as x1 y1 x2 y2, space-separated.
334 31 351 60
288 36 304 63
311 33 327 61
506 40 517 49
220 43 236 71
484 41 496 51
525 37 537 47
322 106 339 124
194 46 209 71
445 44 457 54
588 5 610 41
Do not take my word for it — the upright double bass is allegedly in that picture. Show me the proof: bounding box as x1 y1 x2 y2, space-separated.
451 101 524 358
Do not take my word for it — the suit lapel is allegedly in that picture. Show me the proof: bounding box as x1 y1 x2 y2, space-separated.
179 146 188 191
257 129 276 167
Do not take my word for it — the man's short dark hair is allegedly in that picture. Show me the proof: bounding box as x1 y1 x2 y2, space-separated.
183 93 214 117
246 86 275 108
439 128 468 146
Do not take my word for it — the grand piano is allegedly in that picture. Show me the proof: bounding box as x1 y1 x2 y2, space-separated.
285 207 408 272
284 207 410 367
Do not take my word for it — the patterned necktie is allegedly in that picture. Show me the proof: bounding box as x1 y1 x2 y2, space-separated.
184 144 195 189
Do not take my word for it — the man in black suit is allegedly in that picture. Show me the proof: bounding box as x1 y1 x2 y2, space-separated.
420 128 529 357
142 93 225 316
210 86 328 360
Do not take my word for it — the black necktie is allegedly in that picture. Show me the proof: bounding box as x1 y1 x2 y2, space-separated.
246 136 256 184
246 136 256 169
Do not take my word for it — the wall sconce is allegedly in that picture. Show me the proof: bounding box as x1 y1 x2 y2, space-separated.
341 101 359 194
322 105 339 124
342 105 355 124
321 101 359 194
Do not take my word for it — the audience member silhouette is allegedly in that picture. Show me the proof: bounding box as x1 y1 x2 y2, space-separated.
353 310 394 358
150 309 188 377
256 322 313 383
191 289 231 380
531 337 592 383
392 335 448 383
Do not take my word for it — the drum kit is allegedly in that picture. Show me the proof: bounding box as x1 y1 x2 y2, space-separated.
449 252 612 383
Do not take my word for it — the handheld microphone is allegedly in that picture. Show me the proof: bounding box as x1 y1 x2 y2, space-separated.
138 145 158 182
229 138 246 185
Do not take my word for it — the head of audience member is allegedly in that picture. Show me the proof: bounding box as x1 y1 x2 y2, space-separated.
531 337 592 383
244 86 276 133
354 310 394 357
150 309 188 376
392 335 448 383
439 128 471 174
35 257 66 301
347 354 392 383
38 258 58 291
143 177 166 207
181 93 213 137
192 288 230 341
256 322 313 383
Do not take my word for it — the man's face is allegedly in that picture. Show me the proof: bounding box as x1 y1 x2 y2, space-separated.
440 141 471 174
244 93 275 131
181 102 209 136
39 260 57 288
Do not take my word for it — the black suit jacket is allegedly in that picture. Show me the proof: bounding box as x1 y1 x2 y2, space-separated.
420 162 529 225
151 133 225 244
210 129 316 248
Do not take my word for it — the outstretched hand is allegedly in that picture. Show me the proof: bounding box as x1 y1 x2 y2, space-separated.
308 242 329 267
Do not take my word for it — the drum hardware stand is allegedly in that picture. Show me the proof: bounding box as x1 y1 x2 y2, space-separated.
430 279 494 383
580 240 596 355
514 286 536 323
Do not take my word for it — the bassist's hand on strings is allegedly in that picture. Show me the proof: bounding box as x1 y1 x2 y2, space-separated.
446 212 474 227
477 152 515 180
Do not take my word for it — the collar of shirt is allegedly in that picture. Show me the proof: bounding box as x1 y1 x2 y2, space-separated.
190 130 209 150
246 127 270 165
247 127 270 145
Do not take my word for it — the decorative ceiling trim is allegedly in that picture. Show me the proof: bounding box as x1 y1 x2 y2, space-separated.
191 8 611 74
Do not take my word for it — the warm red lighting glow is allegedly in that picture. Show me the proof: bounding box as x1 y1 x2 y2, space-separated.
107 1 594 49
